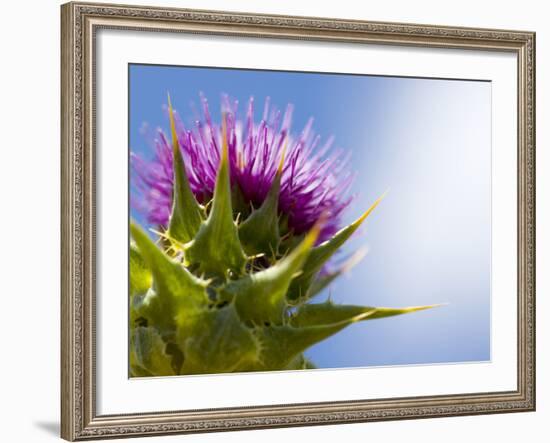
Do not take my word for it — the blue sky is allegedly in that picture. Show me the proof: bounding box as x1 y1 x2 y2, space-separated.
129 63 492 369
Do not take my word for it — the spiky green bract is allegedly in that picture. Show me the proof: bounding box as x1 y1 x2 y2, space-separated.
289 301 440 328
223 222 320 326
252 311 373 370
250 303 440 371
287 194 385 303
129 99 439 377
238 147 286 257
130 223 210 339
183 115 247 279
166 95 205 245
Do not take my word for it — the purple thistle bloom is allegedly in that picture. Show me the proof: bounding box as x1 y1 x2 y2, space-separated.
131 94 355 243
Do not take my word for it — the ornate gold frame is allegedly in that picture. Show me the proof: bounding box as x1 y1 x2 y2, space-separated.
61 2 536 440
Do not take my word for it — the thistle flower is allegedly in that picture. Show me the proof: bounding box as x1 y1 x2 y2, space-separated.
131 94 354 243
129 94 437 377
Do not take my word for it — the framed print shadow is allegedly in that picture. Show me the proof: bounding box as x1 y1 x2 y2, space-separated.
61 1 536 441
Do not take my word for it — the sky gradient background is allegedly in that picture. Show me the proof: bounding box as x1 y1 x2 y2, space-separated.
129 63 492 369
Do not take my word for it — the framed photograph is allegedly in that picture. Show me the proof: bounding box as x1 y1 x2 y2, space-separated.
61 1 536 440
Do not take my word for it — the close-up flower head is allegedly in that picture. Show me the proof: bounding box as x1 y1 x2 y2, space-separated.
131 94 354 244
